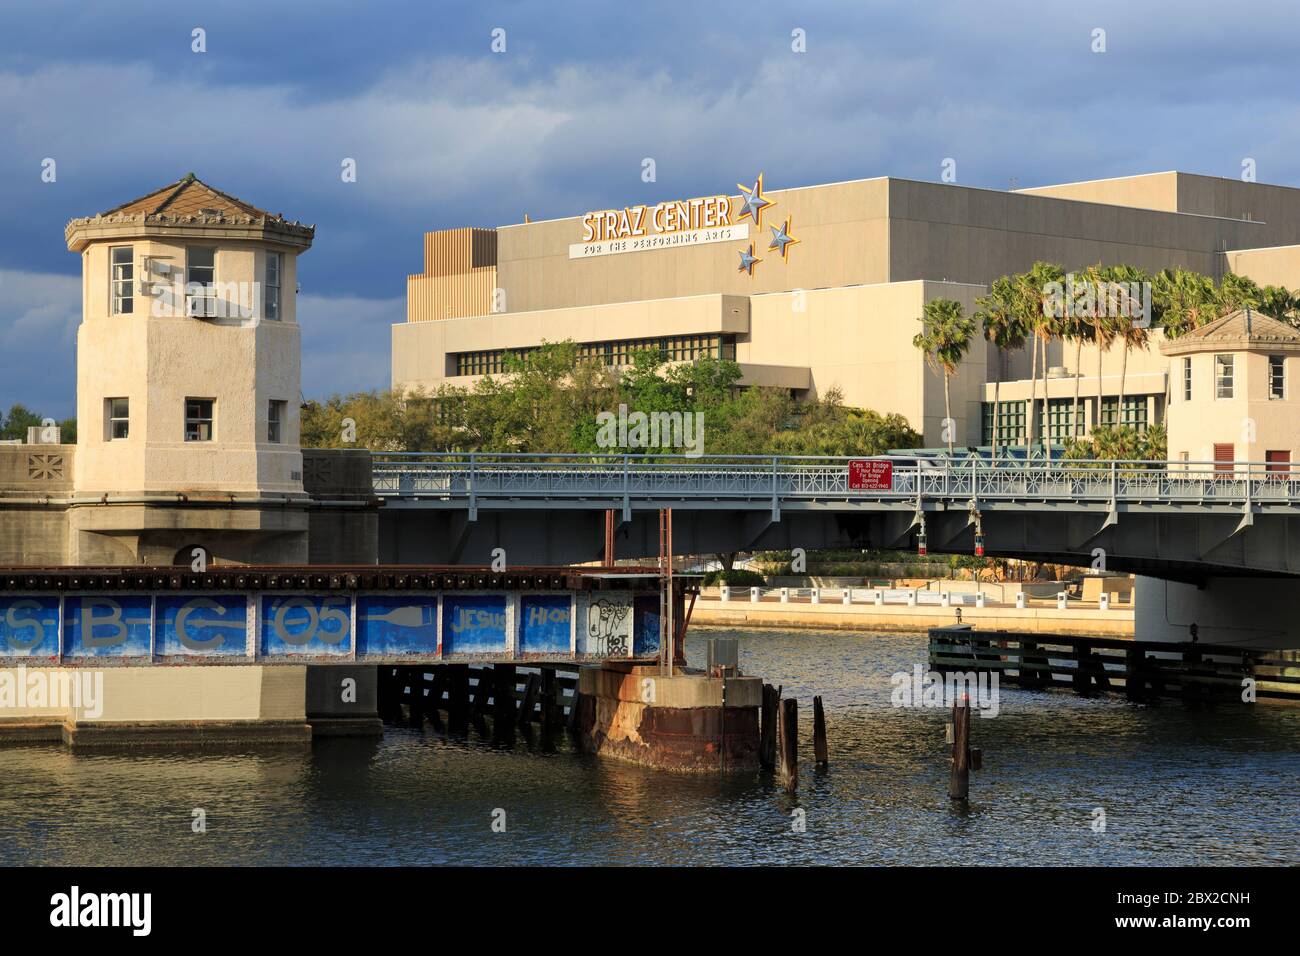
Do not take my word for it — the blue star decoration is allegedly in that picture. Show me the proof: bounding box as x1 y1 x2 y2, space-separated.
768 216 798 261
738 243 761 275
736 172 772 230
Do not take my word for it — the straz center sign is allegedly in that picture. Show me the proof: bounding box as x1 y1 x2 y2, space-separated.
571 195 748 259
848 459 893 491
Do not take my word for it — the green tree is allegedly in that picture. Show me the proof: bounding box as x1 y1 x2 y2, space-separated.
912 298 976 455
975 276 1028 457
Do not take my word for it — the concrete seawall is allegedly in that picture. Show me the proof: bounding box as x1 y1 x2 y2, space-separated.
691 598 1135 637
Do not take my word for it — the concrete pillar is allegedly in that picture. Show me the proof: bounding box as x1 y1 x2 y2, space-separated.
874 590 884 606
941 591 951 607
1099 593 1110 611
907 589 918 607
810 588 820 604
1056 592 1068 610
574 663 760 771
976 591 987 609
306 665 384 737
780 587 790 603
750 587 760 603
720 585 730 602
842 588 852 605
1016 592 1027 609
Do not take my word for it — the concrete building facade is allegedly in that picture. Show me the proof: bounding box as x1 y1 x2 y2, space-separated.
393 171 1300 451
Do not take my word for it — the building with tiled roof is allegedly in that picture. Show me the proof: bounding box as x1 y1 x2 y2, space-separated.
1161 308 1300 467
60 176 329 565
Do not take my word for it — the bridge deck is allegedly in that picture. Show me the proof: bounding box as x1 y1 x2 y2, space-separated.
371 453 1300 516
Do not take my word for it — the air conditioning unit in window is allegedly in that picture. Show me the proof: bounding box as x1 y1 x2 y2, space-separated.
186 293 217 319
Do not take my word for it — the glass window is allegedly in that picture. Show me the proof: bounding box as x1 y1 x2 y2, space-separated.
1215 354 1234 399
1182 357 1192 401
1100 396 1148 431
267 399 286 443
265 252 281 320
110 247 133 315
1269 355 1285 400
106 398 129 440
982 400 1026 446
187 248 216 317
185 399 214 442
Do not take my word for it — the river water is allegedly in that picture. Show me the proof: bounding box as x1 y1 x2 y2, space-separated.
2 627 1296 866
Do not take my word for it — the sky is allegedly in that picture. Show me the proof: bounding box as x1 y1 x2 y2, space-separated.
3 0 1300 418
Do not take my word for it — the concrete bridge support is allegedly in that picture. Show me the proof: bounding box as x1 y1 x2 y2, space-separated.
1135 575 1300 650
574 663 761 772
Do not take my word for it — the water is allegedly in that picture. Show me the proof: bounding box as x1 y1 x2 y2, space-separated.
2 627 1297 866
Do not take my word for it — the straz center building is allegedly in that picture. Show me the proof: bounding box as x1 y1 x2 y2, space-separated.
393 171 1300 452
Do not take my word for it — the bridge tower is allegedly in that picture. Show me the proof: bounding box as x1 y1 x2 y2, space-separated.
64 174 316 565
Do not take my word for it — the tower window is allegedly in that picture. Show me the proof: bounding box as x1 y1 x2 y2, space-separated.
1269 355 1285 399
265 252 281 320
1214 354 1234 399
186 247 216 317
110 247 133 315
106 398 129 440
267 399 286 443
1182 357 1192 401
185 399 215 442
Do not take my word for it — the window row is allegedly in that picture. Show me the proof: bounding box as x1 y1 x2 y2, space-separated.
454 334 736 377
1181 354 1287 401
108 246 283 319
981 396 1149 445
103 398 287 443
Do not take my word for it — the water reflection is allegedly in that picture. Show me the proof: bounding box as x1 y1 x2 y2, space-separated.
1 628 1296 865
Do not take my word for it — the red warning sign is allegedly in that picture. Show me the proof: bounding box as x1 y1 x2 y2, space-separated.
848 459 893 491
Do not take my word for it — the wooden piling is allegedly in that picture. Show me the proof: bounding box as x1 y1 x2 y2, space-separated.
518 673 542 729
778 698 798 792
406 668 426 727
468 667 493 720
492 665 516 742
812 695 828 768
425 668 445 732
447 664 470 734
540 668 557 734
759 683 778 770
950 696 971 801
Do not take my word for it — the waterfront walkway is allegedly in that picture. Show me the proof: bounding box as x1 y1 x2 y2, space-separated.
692 586 1134 637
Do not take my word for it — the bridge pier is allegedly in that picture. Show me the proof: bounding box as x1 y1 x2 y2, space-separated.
305 665 384 738
572 663 762 772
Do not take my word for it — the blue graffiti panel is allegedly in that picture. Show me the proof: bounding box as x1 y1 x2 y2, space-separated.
519 595 571 654
0 596 60 658
633 595 662 657
442 595 507 655
155 595 248 657
260 595 352 657
356 595 438 656
64 595 153 658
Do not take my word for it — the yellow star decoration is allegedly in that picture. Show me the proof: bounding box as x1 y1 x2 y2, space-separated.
768 215 798 262
736 172 773 231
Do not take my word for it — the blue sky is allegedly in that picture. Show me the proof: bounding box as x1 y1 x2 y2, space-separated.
3 0 1300 417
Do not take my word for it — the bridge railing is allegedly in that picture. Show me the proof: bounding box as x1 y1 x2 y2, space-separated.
370 452 1300 505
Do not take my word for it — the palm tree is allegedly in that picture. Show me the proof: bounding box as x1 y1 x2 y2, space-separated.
1067 264 1104 445
913 298 977 455
1154 267 1218 340
1104 265 1153 427
1015 262 1065 459
975 276 1027 459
